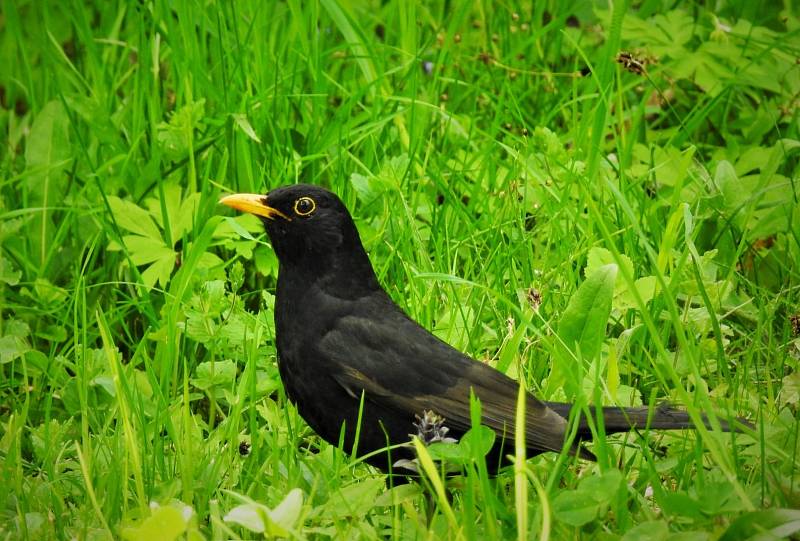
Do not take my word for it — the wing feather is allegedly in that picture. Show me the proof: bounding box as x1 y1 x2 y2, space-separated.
321 310 577 455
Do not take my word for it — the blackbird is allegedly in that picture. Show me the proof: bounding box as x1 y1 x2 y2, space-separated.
220 184 735 472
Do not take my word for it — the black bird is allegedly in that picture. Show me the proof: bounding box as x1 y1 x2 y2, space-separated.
220 184 735 471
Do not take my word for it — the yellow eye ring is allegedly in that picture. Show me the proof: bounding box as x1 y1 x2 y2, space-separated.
294 196 316 216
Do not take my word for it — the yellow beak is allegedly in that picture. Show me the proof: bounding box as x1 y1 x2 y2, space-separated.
218 193 291 221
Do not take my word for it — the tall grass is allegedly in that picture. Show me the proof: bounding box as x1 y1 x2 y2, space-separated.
1 1 798 539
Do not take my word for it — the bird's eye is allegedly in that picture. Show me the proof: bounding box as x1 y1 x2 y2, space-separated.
294 196 316 216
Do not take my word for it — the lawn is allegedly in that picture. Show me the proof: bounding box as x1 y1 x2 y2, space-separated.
1 1 798 539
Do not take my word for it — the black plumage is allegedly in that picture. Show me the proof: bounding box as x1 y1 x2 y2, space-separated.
220 184 737 472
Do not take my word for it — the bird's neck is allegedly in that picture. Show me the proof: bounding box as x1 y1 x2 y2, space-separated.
278 244 381 300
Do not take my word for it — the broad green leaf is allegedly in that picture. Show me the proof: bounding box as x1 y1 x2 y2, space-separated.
35 324 66 342
91 375 116 397
426 441 467 462
746 192 793 241
586 247 656 310
633 276 657 304
719 508 800 541
615 276 658 310
696 479 750 515
0 335 30 363
31 278 68 305
324 478 385 519
622 520 670 541
581 469 623 504
120 505 187 541
141 254 176 289
612 384 643 406
553 470 624 527
0 217 23 242
197 252 225 278
735 146 773 176
224 490 302 536
255 370 281 396
107 196 163 240
586 247 633 282
254 246 278 277
193 360 237 390
0 255 21 286
269 488 303 533
218 314 248 345
202 280 226 307
779 372 800 406
4 319 30 337
185 311 216 344
460 424 496 459
23 351 49 375
25 100 71 193
20 512 46 538
24 100 71 264
224 503 268 534
672 47 734 95
123 235 174 265
613 9 693 56
701 41 782 93
380 154 410 186
659 491 703 520
552 489 601 527
374 484 422 507
558 263 617 362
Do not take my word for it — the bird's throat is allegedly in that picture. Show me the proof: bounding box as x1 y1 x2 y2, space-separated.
277 246 381 301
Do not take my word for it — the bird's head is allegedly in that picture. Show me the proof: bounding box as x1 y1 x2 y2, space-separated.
220 184 377 290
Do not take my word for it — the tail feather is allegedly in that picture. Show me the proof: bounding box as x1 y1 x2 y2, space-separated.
543 402 742 440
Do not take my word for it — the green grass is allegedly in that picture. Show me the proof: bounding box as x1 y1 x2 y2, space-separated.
1 0 799 539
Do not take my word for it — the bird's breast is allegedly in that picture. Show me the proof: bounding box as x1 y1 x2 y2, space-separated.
273 277 347 392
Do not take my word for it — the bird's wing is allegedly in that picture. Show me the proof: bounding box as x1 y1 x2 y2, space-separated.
320 307 573 455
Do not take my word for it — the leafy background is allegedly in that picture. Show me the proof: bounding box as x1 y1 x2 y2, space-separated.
1 0 798 539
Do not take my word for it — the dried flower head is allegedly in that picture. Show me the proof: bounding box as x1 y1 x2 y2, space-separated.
412 410 457 445
615 51 658 76
790 314 800 337
527 288 542 311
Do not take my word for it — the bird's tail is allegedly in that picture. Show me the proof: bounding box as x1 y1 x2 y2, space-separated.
543 401 742 440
